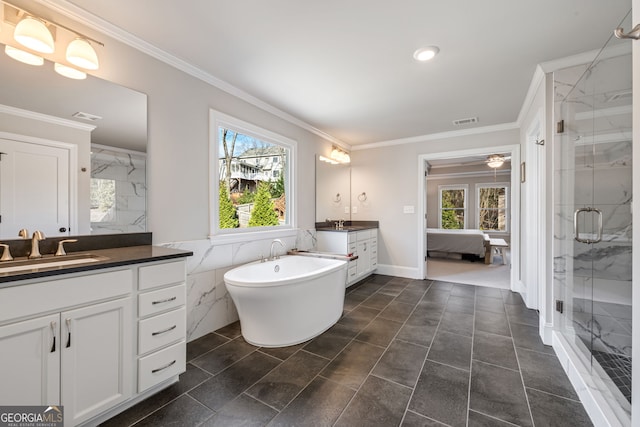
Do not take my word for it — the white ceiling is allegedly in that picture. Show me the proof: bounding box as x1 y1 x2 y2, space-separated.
65 1 631 146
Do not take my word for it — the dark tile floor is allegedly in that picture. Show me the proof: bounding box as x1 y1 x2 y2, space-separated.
101 275 594 427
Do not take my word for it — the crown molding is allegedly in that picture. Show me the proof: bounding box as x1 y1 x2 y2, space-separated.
0 104 96 131
352 122 519 151
35 0 346 147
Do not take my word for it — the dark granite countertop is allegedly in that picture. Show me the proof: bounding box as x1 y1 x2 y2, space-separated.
0 245 193 284
315 220 379 233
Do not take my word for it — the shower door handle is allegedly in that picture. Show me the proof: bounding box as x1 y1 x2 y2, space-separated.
574 207 602 244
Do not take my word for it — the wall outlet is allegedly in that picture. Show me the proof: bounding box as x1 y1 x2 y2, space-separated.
352 206 358 214
344 206 350 213
403 205 415 214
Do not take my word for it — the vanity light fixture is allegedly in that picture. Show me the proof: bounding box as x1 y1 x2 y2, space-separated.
4 44 43 65
14 15 54 53
330 147 351 164
486 154 505 168
54 62 86 79
66 38 98 70
319 155 339 165
1 0 104 76
413 46 439 62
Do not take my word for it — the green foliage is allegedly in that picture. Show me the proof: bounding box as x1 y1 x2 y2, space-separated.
219 183 239 229
249 182 279 227
441 189 464 229
270 175 285 198
236 191 255 205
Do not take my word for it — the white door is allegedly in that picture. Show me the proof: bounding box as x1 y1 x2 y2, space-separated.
0 313 60 405
0 138 70 239
61 297 132 426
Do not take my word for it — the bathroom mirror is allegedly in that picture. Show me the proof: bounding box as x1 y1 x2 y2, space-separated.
0 43 147 237
315 156 351 223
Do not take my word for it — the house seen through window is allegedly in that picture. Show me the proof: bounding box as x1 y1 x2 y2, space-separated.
211 111 294 235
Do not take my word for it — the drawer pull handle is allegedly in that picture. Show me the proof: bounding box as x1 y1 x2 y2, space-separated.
152 360 176 374
152 325 177 336
152 296 177 305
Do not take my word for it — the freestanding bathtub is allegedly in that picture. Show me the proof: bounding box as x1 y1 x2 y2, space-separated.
224 255 348 347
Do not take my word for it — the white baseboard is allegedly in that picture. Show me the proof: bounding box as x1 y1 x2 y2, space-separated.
376 264 421 279
540 321 554 346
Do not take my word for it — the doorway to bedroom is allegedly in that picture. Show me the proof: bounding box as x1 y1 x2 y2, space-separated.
418 146 521 291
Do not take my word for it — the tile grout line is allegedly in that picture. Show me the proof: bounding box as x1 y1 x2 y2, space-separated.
505 296 537 427
331 278 427 426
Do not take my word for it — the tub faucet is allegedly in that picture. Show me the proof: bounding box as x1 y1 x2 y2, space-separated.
270 239 285 261
29 231 45 259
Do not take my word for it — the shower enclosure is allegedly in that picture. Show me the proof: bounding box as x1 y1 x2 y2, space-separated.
553 11 632 424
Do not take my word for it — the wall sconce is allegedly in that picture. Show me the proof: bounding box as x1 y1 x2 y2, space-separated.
330 147 351 164
1 0 103 78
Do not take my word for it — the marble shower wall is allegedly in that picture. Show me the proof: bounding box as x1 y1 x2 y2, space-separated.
162 229 317 342
553 53 632 359
90 146 147 234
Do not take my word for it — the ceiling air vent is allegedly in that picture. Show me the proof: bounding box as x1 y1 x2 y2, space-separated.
452 116 479 126
72 111 102 121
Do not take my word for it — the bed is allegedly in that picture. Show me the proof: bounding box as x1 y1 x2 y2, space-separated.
426 228 489 258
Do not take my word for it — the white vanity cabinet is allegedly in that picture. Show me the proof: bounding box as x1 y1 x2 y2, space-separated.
136 260 187 393
0 254 189 427
317 228 378 286
0 269 133 426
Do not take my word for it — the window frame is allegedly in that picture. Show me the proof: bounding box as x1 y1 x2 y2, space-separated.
209 110 297 242
438 184 468 229
475 183 509 233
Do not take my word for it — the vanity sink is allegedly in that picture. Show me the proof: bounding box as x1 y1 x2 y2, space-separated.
0 254 110 273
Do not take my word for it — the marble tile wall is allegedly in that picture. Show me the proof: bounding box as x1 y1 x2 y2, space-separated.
90 146 147 234
162 229 317 342
552 54 632 360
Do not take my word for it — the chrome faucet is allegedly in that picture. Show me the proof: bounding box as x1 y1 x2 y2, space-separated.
28 231 45 259
270 239 285 261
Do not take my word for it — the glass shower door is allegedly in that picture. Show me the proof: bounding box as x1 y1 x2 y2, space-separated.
553 12 632 421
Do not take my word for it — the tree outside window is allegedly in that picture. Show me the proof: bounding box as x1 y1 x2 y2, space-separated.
211 110 295 236
477 185 508 232
439 186 466 229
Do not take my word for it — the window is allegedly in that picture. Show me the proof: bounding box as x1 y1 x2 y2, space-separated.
438 185 467 229
90 178 116 223
210 110 296 237
476 184 509 232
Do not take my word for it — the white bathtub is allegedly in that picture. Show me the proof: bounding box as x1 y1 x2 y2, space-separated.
224 255 348 347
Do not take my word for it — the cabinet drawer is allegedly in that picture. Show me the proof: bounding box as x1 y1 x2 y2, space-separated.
138 340 186 393
347 233 357 244
356 230 371 241
138 307 186 354
347 265 357 283
139 261 186 291
139 284 186 318
0 269 132 324
348 243 357 254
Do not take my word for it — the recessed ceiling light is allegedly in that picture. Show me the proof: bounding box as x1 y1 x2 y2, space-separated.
413 46 439 62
